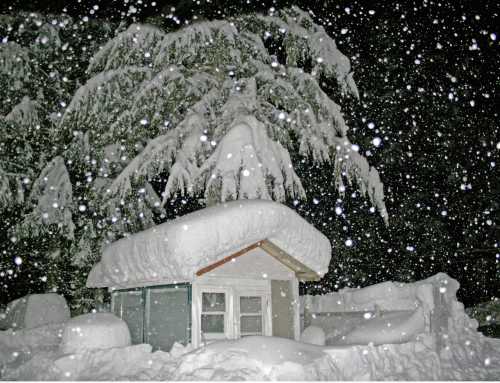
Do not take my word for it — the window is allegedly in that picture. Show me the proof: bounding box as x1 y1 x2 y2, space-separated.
146 286 190 351
112 290 144 344
239 296 263 336
201 292 226 337
112 284 192 350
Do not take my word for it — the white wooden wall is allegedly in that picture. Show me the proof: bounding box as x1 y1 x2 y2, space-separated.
191 248 300 347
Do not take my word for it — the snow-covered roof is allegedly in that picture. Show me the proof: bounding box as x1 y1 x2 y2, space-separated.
86 199 331 288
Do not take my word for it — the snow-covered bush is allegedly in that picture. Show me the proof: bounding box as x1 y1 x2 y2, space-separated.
59 313 131 354
0 293 69 330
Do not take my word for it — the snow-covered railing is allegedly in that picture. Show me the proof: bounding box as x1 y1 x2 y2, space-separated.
299 273 480 347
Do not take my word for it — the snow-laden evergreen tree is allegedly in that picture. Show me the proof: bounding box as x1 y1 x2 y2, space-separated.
3 7 388 311
58 6 387 236
0 12 115 309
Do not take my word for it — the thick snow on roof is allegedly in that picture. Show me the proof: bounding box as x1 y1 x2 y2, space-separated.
87 199 331 288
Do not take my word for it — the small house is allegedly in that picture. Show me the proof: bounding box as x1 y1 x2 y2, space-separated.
86 199 331 351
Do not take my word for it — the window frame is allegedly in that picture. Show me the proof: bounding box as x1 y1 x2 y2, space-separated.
110 283 191 349
111 288 145 344
200 288 229 340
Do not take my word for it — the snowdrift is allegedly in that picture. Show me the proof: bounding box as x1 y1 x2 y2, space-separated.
1 273 499 380
59 313 131 354
336 306 426 346
301 273 440 345
0 293 69 330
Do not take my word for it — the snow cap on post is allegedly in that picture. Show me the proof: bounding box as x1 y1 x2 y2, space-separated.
86 199 331 289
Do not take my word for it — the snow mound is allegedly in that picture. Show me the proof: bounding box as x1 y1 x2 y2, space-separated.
338 306 425 346
0 323 64 376
300 326 326 346
2 274 500 380
301 274 438 345
0 293 70 330
53 344 173 381
87 199 331 288
59 313 131 354
172 336 335 380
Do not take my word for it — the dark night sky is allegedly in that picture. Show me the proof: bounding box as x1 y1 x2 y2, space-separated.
1 0 498 307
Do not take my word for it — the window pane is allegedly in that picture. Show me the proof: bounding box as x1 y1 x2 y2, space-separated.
147 287 190 351
201 314 224 333
112 293 121 317
241 315 262 334
240 296 262 314
202 292 225 312
121 291 144 344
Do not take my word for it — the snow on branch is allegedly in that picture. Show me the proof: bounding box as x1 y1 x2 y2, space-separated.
5 97 41 127
199 116 305 204
333 141 388 225
106 132 177 200
88 24 166 74
68 6 388 222
89 20 255 74
254 6 359 98
0 42 32 78
109 67 219 141
16 156 75 239
60 67 151 134
0 166 23 207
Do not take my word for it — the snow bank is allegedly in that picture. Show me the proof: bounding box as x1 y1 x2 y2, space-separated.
87 199 331 288
337 307 426 346
0 323 63 351
172 336 335 380
0 293 70 330
2 274 499 380
59 313 131 354
53 344 173 380
301 279 429 313
4 333 499 381
301 273 500 371
0 323 64 376
300 274 441 345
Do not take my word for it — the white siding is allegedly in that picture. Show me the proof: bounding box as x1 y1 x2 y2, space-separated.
203 247 295 280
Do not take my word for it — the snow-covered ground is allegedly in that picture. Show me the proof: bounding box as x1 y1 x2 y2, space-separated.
1 275 499 380
1 331 498 380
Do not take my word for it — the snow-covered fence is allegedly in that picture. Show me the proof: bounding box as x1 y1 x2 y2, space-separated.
299 273 478 347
